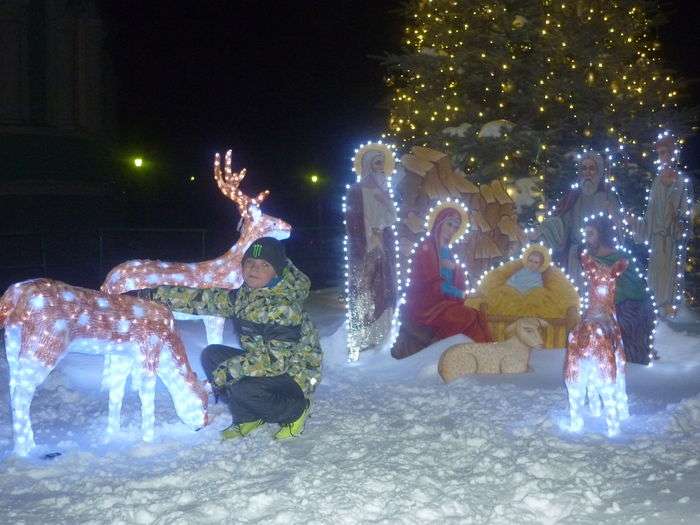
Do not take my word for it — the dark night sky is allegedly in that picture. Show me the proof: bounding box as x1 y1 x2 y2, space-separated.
98 0 404 228
96 0 700 228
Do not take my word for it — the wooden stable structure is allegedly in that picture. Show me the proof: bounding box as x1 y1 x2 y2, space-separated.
396 146 526 279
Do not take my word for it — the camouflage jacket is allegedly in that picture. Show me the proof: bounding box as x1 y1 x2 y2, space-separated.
152 263 322 396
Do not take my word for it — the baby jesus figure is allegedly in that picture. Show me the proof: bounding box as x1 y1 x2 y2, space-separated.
505 249 547 294
464 243 580 348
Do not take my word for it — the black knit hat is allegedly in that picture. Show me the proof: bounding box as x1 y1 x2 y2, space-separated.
242 237 287 275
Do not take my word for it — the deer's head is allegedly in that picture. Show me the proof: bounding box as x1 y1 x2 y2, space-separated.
170 371 210 430
243 204 291 241
581 254 627 313
214 150 292 241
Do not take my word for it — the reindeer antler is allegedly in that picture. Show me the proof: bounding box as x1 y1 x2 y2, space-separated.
213 150 270 218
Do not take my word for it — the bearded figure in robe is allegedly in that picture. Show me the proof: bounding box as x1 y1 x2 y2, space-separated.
631 134 693 318
534 151 621 289
345 143 398 353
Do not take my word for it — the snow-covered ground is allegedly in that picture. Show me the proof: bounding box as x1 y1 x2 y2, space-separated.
1 289 700 524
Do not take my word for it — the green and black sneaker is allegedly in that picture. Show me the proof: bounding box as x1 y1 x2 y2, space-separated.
221 419 264 441
274 401 310 441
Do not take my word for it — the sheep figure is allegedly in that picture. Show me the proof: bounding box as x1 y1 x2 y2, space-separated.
438 318 547 383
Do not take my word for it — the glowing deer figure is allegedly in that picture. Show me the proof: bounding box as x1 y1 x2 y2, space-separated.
564 254 629 437
0 279 209 456
101 150 292 344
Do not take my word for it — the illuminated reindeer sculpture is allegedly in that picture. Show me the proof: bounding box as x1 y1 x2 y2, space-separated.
101 150 292 344
1 279 209 456
564 254 630 437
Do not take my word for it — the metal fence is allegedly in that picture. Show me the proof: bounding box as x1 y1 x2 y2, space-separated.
0 227 344 292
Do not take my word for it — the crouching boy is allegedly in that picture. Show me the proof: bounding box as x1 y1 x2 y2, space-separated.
153 237 322 440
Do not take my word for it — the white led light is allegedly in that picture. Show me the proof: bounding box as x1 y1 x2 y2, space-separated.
4 279 209 456
102 149 292 346
344 141 401 361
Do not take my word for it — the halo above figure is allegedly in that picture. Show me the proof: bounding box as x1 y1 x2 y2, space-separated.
425 199 470 246
521 244 551 274
352 142 396 182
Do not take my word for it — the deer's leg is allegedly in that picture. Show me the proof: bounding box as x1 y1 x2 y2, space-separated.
4 325 21 404
599 383 620 437
566 377 585 433
10 355 52 456
587 381 602 417
103 354 133 438
614 371 629 421
614 354 629 421
138 372 157 442
202 315 225 345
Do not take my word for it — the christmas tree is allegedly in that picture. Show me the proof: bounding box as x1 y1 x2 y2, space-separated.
384 0 695 218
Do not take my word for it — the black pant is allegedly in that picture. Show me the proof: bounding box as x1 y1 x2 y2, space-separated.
200 344 307 425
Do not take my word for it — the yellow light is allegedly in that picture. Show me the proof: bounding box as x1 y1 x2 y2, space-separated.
133 157 143 168
310 174 319 184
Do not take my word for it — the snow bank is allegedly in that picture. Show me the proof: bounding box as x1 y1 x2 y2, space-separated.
1 289 699 524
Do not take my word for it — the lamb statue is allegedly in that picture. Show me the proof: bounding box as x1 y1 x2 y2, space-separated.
438 317 547 383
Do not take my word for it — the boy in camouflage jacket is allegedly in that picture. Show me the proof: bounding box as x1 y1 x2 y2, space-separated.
152 237 322 440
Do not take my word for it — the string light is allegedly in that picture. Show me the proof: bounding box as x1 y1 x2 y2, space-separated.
580 211 658 365
564 253 630 438
531 145 660 364
384 0 689 222
388 198 472 356
468 242 581 345
101 150 292 345
626 131 693 315
2 279 209 456
344 141 401 362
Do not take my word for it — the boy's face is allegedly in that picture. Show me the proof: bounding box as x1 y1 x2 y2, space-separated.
242 258 277 289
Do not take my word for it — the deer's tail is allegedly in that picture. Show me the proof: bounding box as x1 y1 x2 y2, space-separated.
100 266 122 294
0 283 23 329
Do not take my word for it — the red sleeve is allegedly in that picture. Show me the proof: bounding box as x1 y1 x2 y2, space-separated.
411 243 445 303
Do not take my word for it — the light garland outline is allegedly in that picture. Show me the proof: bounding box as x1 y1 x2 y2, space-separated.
523 143 679 364
388 197 472 356
579 211 658 366
624 131 693 316
1 278 209 456
343 141 402 362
